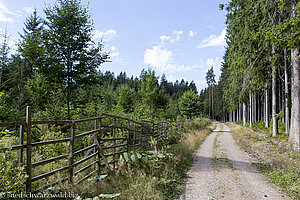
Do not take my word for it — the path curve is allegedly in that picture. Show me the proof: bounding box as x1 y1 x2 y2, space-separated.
180 123 290 200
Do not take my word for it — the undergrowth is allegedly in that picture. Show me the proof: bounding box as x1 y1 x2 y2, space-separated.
236 120 288 140
228 122 300 200
66 118 215 200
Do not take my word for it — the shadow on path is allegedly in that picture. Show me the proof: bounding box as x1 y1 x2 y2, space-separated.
192 155 267 174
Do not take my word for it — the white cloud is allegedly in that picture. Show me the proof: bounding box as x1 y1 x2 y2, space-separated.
23 7 34 14
93 29 117 41
189 30 196 37
195 80 208 89
205 57 222 81
197 28 226 48
144 45 173 68
160 30 183 44
144 30 185 69
0 2 17 22
206 57 221 68
155 64 204 74
143 30 223 77
205 25 215 30
109 45 119 58
164 74 177 83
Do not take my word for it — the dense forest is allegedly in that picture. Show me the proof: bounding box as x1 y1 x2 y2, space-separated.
200 0 299 148
0 0 202 126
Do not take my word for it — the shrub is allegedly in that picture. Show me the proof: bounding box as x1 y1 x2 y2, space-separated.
0 136 27 193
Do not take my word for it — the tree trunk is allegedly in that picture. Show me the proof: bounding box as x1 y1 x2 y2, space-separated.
265 86 269 128
233 110 236 122
253 92 257 123
249 94 252 127
243 102 246 126
272 47 278 136
208 86 211 118
239 103 243 122
284 48 290 133
289 47 300 148
212 86 214 119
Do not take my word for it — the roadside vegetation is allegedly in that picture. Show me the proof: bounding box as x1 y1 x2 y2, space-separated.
227 122 300 200
60 119 214 199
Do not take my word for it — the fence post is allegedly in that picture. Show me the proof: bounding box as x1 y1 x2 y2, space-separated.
127 120 130 152
97 113 102 175
112 117 116 169
133 122 136 151
94 119 97 173
140 121 144 150
68 121 75 185
19 125 24 165
26 106 32 192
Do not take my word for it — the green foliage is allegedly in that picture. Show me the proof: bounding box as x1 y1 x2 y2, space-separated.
139 69 159 108
18 9 45 72
179 90 201 119
88 174 108 182
0 136 27 193
36 129 69 159
206 66 216 87
164 126 181 145
43 0 109 118
0 91 3 109
183 118 210 131
120 152 142 163
26 71 50 111
116 84 136 113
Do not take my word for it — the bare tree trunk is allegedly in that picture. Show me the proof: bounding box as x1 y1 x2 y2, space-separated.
233 110 236 122
239 103 242 122
289 47 300 148
250 94 252 127
262 95 264 121
236 106 239 121
272 47 278 136
253 92 257 123
212 86 214 119
265 86 269 128
284 48 290 133
243 103 246 126
208 86 211 118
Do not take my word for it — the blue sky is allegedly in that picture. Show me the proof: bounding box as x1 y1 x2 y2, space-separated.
0 0 228 91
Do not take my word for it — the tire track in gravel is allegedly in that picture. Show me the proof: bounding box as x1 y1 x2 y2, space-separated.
180 123 290 200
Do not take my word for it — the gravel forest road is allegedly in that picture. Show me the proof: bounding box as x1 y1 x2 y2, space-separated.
179 123 290 200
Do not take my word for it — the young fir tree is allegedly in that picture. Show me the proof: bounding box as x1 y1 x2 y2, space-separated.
43 0 109 119
18 9 45 76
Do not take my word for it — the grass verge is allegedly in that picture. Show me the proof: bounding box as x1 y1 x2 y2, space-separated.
227 122 300 200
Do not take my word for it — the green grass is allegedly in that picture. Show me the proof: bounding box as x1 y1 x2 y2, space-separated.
253 162 300 199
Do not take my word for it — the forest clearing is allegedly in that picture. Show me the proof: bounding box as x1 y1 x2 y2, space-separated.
0 0 300 199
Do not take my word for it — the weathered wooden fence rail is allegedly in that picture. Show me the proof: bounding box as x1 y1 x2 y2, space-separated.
0 106 186 192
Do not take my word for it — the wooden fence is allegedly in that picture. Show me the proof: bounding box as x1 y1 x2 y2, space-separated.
0 106 186 192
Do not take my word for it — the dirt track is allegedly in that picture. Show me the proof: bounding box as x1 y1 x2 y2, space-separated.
180 123 290 200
